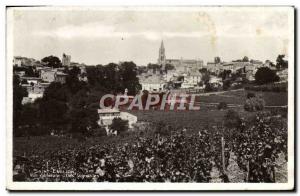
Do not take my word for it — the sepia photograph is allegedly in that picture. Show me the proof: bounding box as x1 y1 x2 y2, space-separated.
6 6 295 191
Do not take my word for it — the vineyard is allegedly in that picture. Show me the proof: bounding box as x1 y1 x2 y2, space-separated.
13 111 288 183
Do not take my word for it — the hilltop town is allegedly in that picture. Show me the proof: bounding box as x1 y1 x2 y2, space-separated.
13 40 288 106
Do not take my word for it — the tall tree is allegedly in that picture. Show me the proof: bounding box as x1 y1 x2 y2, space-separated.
242 56 249 62
13 75 28 136
276 54 288 70
66 66 86 94
119 61 141 95
214 57 221 64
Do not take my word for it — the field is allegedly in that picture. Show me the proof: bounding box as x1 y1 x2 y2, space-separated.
195 89 287 106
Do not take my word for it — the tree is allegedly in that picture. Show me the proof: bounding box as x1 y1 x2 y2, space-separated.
177 76 184 81
19 103 42 136
242 56 249 62
276 54 288 70
25 66 39 77
255 67 279 85
38 82 70 132
109 118 129 134
41 55 62 68
222 80 231 90
201 72 210 84
199 68 208 74
119 61 141 95
147 63 161 70
13 75 28 136
43 82 69 102
66 66 87 94
86 65 106 87
39 98 68 130
165 64 175 71
204 83 213 92
69 107 98 136
214 57 221 64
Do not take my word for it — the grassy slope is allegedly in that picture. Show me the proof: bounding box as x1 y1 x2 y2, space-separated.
196 89 287 106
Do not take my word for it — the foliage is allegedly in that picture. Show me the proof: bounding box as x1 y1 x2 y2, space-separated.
204 83 213 92
219 70 232 81
242 56 249 62
276 54 288 70
214 57 221 64
13 66 39 77
224 109 242 129
177 76 184 81
244 96 265 112
199 68 208 73
201 72 210 84
222 80 231 90
165 64 175 71
217 102 228 110
247 92 256 99
41 55 62 68
68 89 98 135
109 118 129 134
119 62 142 95
255 67 279 85
13 75 28 136
86 62 141 95
147 63 161 70
65 66 87 94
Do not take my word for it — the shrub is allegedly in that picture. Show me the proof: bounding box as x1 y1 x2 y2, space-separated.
109 118 129 134
244 97 265 112
217 102 228 110
247 92 256 99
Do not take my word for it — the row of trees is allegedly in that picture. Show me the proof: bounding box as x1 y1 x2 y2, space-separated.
232 54 288 70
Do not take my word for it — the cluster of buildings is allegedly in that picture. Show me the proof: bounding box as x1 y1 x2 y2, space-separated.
139 41 204 92
138 40 286 93
13 53 88 104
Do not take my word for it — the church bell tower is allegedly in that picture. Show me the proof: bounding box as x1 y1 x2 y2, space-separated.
158 40 166 67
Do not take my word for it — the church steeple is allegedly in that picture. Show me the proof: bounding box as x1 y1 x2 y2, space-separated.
158 40 166 66
160 40 164 50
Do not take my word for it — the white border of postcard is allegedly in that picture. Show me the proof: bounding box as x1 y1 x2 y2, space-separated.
6 6 295 191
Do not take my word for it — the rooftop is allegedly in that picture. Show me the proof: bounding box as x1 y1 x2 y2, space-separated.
98 108 120 114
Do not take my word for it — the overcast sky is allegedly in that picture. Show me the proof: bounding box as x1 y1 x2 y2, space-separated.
10 7 293 66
